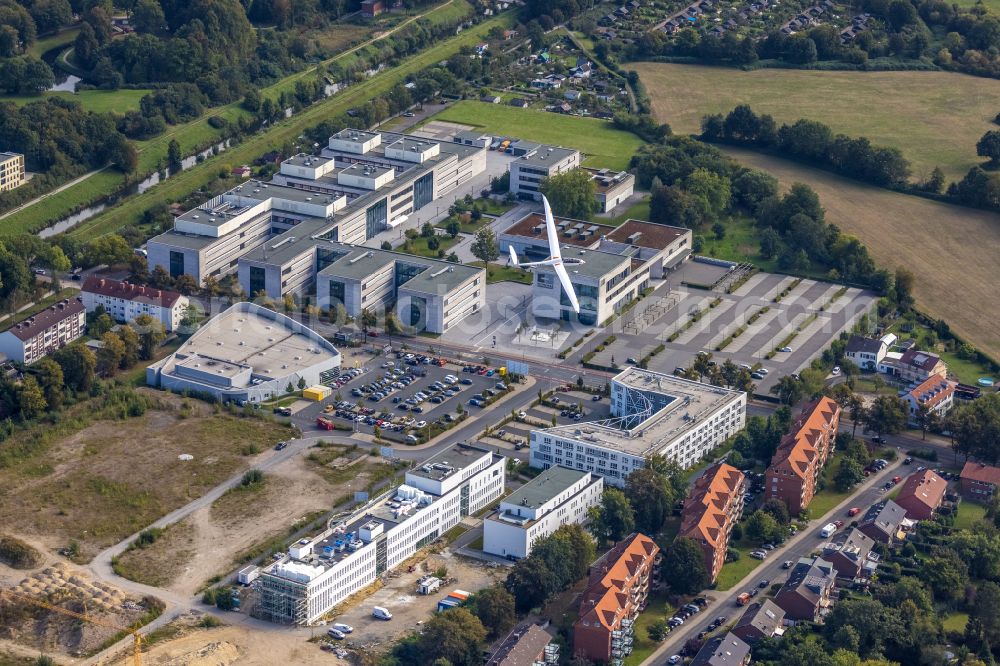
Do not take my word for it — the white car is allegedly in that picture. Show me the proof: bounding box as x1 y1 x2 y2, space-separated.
327 628 345 640
832 366 841 376
668 656 682 665
332 623 354 633
413 420 427 429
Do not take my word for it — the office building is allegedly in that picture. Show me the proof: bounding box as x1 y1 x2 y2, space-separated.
764 397 841 515
483 466 602 560
509 146 580 200
254 444 505 624
146 302 340 403
0 151 25 192
531 368 746 486
679 463 746 583
0 298 85 364
586 168 635 213
81 277 189 332
501 214 690 326
574 533 660 665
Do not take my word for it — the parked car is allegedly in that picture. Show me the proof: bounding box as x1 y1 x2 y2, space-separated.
327 628 345 640
332 623 353 633
274 441 289 451
372 607 392 620
848 507 860 517
758 579 770 588
750 550 766 559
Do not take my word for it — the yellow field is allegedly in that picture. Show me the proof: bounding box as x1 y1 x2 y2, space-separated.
633 63 1000 181
721 146 1000 361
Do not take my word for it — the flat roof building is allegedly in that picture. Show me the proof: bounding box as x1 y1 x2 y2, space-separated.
0 151 25 192
146 302 340 402
586 168 635 213
509 145 580 201
531 368 746 486
254 444 505 625
483 466 603 560
0 297 85 364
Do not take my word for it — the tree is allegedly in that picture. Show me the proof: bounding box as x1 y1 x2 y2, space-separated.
33 357 64 411
470 227 499 268
132 0 166 33
133 313 165 360
96 331 125 376
625 466 674 535
692 351 713 382
950 393 1000 464
745 509 784 544
835 457 865 492
540 168 597 220
53 344 96 392
660 537 709 594
923 546 969 602
648 618 670 642
589 488 634 544
117 324 139 369
972 581 1000 646
505 557 554 612
18 376 47 420
471 587 515 640
415 608 486 666
894 266 916 309
761 497 790 525
446 220 461 238
864 395 908 437
771 375 804 405
167 138 182 169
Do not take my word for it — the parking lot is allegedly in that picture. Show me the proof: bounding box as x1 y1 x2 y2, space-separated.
589 262 878 394
478 387 612 453
293 353 516 443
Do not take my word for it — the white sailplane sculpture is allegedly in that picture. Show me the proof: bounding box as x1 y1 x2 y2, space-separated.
508 194 584 313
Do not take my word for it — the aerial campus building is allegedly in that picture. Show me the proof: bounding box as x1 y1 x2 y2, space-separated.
146 302 340 403
530 368 747 486
147 130 487 333
252 444 505 625
500 214 691 326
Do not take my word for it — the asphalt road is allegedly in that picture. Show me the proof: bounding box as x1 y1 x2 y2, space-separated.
645 455 907 665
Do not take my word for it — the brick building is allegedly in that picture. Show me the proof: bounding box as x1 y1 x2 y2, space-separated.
679 462 746 583
764 397 841 515
895 469 948 520
961 462 1000 501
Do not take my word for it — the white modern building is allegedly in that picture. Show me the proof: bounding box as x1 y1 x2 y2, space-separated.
146 302 340 402
483 466 603 560
0 151 25 192
530 368 747 486
501 214 691 326
253 444 506 624
0 298 85 364
81 276 189 332
510 146 580 200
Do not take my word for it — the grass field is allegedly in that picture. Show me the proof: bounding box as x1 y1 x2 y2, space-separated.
28 27 80 59
715 546 764 591
720 146 1000 363
431 101 643 171
943 611 970 633
0 88 151 114
624 590 675 666
469 260 533 284
954 501 988 530
632 63 1000 181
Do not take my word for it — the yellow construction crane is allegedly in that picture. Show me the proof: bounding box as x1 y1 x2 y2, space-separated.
0 589 143 666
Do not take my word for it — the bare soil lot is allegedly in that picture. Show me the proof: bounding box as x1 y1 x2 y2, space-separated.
721 146 1000 361
0 390 293 563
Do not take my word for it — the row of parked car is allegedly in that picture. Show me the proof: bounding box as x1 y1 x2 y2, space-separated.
667 597 710 629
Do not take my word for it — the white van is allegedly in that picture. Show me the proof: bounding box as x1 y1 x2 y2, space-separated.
372 606 393 620
820 523 837 538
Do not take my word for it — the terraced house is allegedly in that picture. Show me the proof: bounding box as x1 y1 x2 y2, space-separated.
679 462 746 583
764 397 841 515
574 533 660 665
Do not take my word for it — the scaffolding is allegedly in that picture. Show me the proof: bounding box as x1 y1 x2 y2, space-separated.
251 576 309 625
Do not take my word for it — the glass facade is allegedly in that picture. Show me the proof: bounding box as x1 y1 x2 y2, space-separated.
395 261 425 287
249 266 266 296
329 280 345 306
413 172 434 211
408 296 427 329
365 198 388 239
168 250 185 278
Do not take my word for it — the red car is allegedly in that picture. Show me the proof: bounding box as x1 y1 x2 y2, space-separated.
833 520 845 528
847 507 860 517
892 476 902 484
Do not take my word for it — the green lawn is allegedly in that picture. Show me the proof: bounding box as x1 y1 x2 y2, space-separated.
715 546 764 591
469 261 533 284
432 101 643 171
402 234 460 258
700 216 776 272
954 501 988 530
604 197 651 226
28 27 80 59
808 452 853 517
0 88 152 114
943 611 970 633
624 590 675 666
633 62 1000 182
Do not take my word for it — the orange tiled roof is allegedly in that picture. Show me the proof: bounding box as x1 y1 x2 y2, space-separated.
896 469 947 512
679 463 745 550
961 462 1000 486
906 376 956 410
577 533 659 630
769 397 840 480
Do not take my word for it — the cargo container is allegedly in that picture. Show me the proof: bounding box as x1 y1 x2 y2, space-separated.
303 385 333 401
237 565 259 585
418 576 442 595
437 598 461 613
449 589 471 601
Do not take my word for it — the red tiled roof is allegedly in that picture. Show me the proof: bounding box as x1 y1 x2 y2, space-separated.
82 276 184 309
906 376 956 409
899 349 943 372
961 462 1000 487
577 534 659 630
2 298 84 341
769 397 840 480
680 463 744 551
896 470 947 513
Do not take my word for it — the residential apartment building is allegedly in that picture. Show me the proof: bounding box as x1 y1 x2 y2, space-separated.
531 368 747 486
574 533 660 665
147 130 487 332
895 469 947 520
486 625 559 666
509 146 580 200
501 214 691 326
900 376 957 425
679 463 746 583
844 335 887 370
0 298 85 364
253 444 505 624
0 151 25 192
765 397 841 515
884 348 948 383
820 528 877 580
774 557 836 622
690 633 751 666
960 462 1000 500
857 500 908 545
81 277 189 332
483 467 603 560
732 600 785 644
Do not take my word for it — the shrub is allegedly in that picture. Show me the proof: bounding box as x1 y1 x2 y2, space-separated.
0 535 42 569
